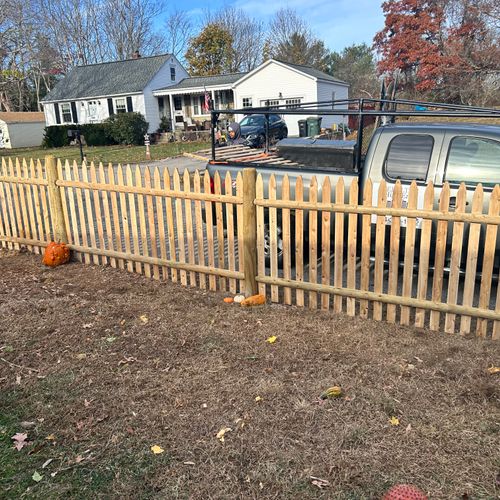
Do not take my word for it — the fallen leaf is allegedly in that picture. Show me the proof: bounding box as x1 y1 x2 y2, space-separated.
150 445 164 454
310 476 330 489
15 375 21 385
84 399 92 407
140 315 149 324
45 434 56 441
32 471 43 482
265 336 277 344
120 320 126 326
487 366 500 375
390 416 400 426
216 427 232 443
183 461 195 465
12 432 28 451
106 337 116 343
255 396 262 402
405 423 412 433
42 459 53 469
76 353 87 360
20 421 36 429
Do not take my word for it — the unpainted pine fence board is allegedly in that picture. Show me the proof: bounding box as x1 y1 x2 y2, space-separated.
236 172 245 293
203 171 216 291
386 181 402 323
429 183 450 331
154 168 168 280
214 171 226 291
256 173 266 297
136 166 151 278
415 182 434 328
126 166 141 274
295 176 304 307
308 176 318 309
193 171 206 289
184 169 197 286
37 159 51 243
99 163 115 268
16 159 32 251
346 178 359 316
165 170 178 283
225 172 236 294
400 181 418 326
56 159 71 248
23 159 38 253
0 160 12 249
359 179 372 318
64 161 78 250
460 185 484 335
8 158 22 249
74 161 91 264
173 168 187 285
269 174 279 303
82 162 99 265
334 177 345 313
373 180 387 321
282 174 292 305
321 177 331 311
117 165 133 272
109 164 125 270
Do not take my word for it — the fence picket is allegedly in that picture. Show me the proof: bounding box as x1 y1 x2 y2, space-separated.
386 181 402 323
173 169 187 285
295 176 304 307
415 183 434 328
359 179 372 318
109 164 125 270
373 180 387 321
236 172 244 293
99 163 115 268
476 185 500 337
203 171 216 290
334 177 345 313
117 165 133 272
214 172 225 291
64 161 77 250
136 166 150 278
282 175 292 305
38 159 50 242
89 162 107 265
400 181 418 326
321 177 331 311
164 170 178 283
0 159 13 249
23 159 38 253
269 174 279 302
144 167 159 279
460 185 484 335
256 173 266 296
126 166 141 273
193 171 206 289
7 158 22 249
493 277 500 340
15 159 30 249
184 170 196 286
308 176 318 309
154 168 168 280
444 184 467 334
81 162 99 265
225 172 236 294
73 161 90 264
346 179 359 316
429 183 451 331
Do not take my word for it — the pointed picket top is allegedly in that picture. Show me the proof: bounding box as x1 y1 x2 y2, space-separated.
321 175 331 196
335 176 344 203
144 165 152 186
256 173 264 198
224 171 232 195
183 168 191 191
269 173 276 194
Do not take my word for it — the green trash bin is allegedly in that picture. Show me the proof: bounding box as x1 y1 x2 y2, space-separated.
306 116 323 136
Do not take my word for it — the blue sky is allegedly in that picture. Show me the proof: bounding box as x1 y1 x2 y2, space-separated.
175 0 385 52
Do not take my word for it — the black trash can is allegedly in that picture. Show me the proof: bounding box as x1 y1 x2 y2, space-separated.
298 119 308 137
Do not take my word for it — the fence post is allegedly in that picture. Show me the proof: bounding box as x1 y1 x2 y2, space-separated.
243 168 258 296
45 155 68 244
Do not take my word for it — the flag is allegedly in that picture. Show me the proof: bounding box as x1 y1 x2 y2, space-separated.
203 88 211 113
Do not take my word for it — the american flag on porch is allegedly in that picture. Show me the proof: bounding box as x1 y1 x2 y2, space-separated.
202 87 211 113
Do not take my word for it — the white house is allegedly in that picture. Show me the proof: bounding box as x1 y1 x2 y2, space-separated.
0 112 45 148
41 53 188 133
42 56 348 137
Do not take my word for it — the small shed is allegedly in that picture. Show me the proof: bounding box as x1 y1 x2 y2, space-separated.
0 112 46 149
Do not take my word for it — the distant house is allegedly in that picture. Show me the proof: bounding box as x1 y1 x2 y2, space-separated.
0 112 45 148
42 55 348 137
41 53 188 133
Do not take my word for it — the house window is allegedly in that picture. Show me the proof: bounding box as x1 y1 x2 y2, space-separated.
193 95 205 115
115 98 126 113
385 134 434 181
242 97 252 108
173 96 182 111
285 98 301 109
61 103 72 123
170 67 176 81
261 99 279 107
88 101 98 120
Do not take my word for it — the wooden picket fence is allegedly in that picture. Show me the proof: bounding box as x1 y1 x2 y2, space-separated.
1 156 499 339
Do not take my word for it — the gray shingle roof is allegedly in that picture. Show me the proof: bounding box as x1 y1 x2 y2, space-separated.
276 60 347 85
155 73 247 92
41 54 172 102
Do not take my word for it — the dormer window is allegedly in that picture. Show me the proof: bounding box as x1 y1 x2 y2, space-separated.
170 67 176 81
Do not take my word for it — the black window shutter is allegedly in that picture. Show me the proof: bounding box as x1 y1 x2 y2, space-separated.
107 98 114 116
70 101 78 123
54 103 61 124
126 96 133 112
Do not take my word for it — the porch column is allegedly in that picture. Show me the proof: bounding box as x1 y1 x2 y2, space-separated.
211 90 215 109
168 94 174 131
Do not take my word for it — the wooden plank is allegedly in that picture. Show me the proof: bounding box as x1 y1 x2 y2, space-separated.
236 172 244 293
415 183 435 328
154 168 168 280
2 159 17 249
109 164 126 270
184 169 197 286
334 177 345 313
0 159 13 249
269 174 279 302
373 180 387 321
460 185 484 335
136 166 151 277
29 159 43 252
444 184 467 334
8 158 22 249
90 162 107 265
476 185 500 337
295 176 304 307
99 163 115 268
73 161 90 264
493 271 500 340
164 170 178 283
193 171 206 289
225 172 236 294
15 159 31 250
214 171 226 291
429 183 451 330
82 162 100 265
117 165 132 271
400 181 418 326
308 176 318 309
173 168 187 285
37 159 51 243
56 160 70 247
256 173 266 296
45 156 67 245
126 166 141 274
144 167 160 280
64 161 78 251
203 171 216 290
386 181 402 323
23 159 38 253
359 179 372 318
347 179 359 316
320 177 331 311
282 175 292 305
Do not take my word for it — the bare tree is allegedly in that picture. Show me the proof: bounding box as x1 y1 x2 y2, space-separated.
164 9 193 61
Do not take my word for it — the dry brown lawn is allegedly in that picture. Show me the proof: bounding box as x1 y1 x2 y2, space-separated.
0 249 499 499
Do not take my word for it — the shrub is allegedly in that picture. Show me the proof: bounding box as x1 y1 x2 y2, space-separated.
105 112 149 145
42 124 116 148
159 115 172 132
42 126 71 148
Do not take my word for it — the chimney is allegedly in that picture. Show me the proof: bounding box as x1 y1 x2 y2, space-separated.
132 50 141 59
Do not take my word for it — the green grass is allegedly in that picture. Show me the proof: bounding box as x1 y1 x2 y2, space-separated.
0 141 210 164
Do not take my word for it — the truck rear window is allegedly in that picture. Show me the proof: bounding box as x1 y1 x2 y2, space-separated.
445 136 500 186
385 134 434 181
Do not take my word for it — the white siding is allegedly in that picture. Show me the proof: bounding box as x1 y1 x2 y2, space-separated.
316 81 349 130
0 121 45 148
234 62 318 136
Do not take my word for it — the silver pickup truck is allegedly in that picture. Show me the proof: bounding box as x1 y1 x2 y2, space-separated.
207 121 500 268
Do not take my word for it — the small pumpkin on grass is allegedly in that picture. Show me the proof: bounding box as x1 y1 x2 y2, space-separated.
42 242 70 267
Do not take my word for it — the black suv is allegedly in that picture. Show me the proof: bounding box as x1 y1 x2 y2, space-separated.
239 114 288 147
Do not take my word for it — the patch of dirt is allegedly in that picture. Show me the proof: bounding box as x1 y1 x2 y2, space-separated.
0 249 499 499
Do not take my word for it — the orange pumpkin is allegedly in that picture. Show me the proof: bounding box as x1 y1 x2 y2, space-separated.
223 297 234 304
42 242 70 267
240 294 266 307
